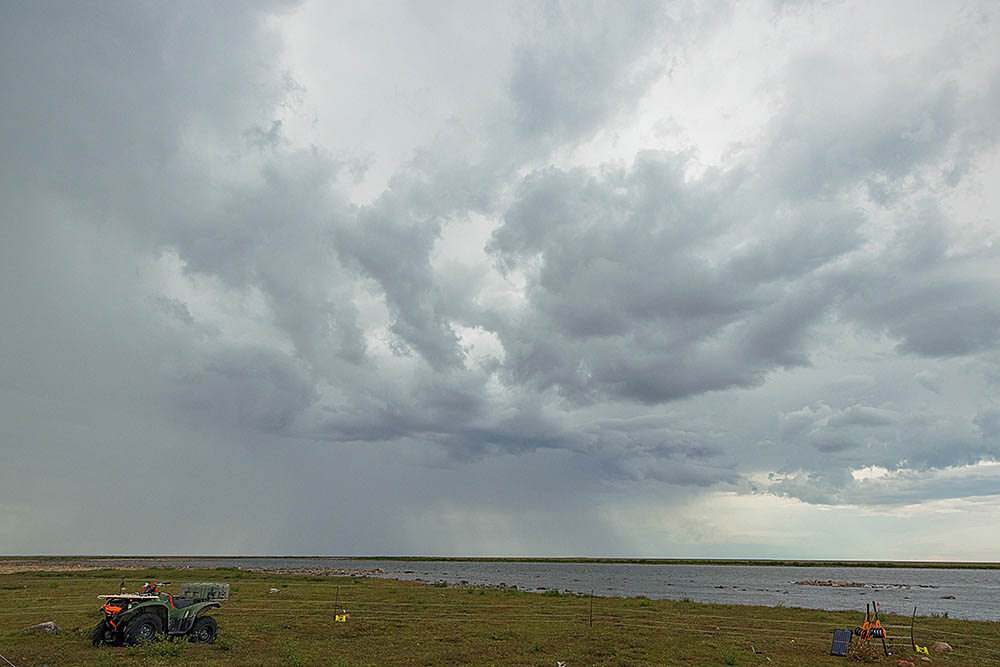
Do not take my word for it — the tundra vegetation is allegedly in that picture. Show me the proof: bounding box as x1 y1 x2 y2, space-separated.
1 566 997 666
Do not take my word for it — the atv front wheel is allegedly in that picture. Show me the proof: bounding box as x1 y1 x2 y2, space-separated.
91 621 122 646
124 613 162 645
189 615 217 644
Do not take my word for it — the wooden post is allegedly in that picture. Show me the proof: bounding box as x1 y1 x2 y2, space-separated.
589 590 594 627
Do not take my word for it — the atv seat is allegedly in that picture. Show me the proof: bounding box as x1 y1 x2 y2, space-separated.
171 597 197 609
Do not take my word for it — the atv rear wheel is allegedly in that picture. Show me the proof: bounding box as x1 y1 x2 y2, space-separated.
91 621 122 646
124 612 162 645
189 615 217 644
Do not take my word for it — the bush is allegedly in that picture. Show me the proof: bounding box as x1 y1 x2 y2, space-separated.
718 647 739 665
126 634 188 658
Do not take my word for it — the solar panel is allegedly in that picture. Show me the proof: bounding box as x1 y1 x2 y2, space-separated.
830 629 852 656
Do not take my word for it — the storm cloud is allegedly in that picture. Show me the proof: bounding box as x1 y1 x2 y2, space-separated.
2 0 999 557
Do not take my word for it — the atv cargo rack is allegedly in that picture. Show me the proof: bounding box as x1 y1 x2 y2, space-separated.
96 595 158 600
180 582 229 601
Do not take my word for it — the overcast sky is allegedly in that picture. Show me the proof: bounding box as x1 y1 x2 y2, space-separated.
2 0 999 559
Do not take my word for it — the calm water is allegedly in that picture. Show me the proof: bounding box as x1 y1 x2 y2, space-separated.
127 557 999 621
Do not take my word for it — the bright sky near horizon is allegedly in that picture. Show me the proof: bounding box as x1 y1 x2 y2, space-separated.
2 1 999 559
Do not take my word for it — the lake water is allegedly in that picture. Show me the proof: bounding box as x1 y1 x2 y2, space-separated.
119 557 999 621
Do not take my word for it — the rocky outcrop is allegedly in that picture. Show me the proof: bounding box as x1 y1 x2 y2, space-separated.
249 566 385 577
795 579 918 589
795 579 864 587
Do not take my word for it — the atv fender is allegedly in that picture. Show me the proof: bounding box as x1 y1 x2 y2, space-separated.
171 601 220 634
192 601 221 617
118 601 169 633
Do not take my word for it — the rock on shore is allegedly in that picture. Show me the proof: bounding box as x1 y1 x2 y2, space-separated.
795 579 864 587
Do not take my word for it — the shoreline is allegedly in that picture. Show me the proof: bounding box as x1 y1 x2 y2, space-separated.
3 555 999 570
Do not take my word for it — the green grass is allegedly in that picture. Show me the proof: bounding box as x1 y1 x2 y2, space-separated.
0 566 997 666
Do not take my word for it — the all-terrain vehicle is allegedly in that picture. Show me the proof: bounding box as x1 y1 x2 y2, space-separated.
92 581 227 646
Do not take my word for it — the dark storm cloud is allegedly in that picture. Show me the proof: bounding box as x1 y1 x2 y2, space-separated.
309 369 492 445
484 43 1000 412
335 183 462 370
846 261 1000 358
476 25 1000 499
839 204 1000 358
766 391 1000 506
568 414 742 487
1 1 296 209
3 0 1000 556
328 0 688 368
167 147 372 371
1 0 362 396
164 345 317 433
486 151 857 404
768 461 1000 508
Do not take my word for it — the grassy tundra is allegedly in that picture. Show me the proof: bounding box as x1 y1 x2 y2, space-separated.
1 566 997 666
